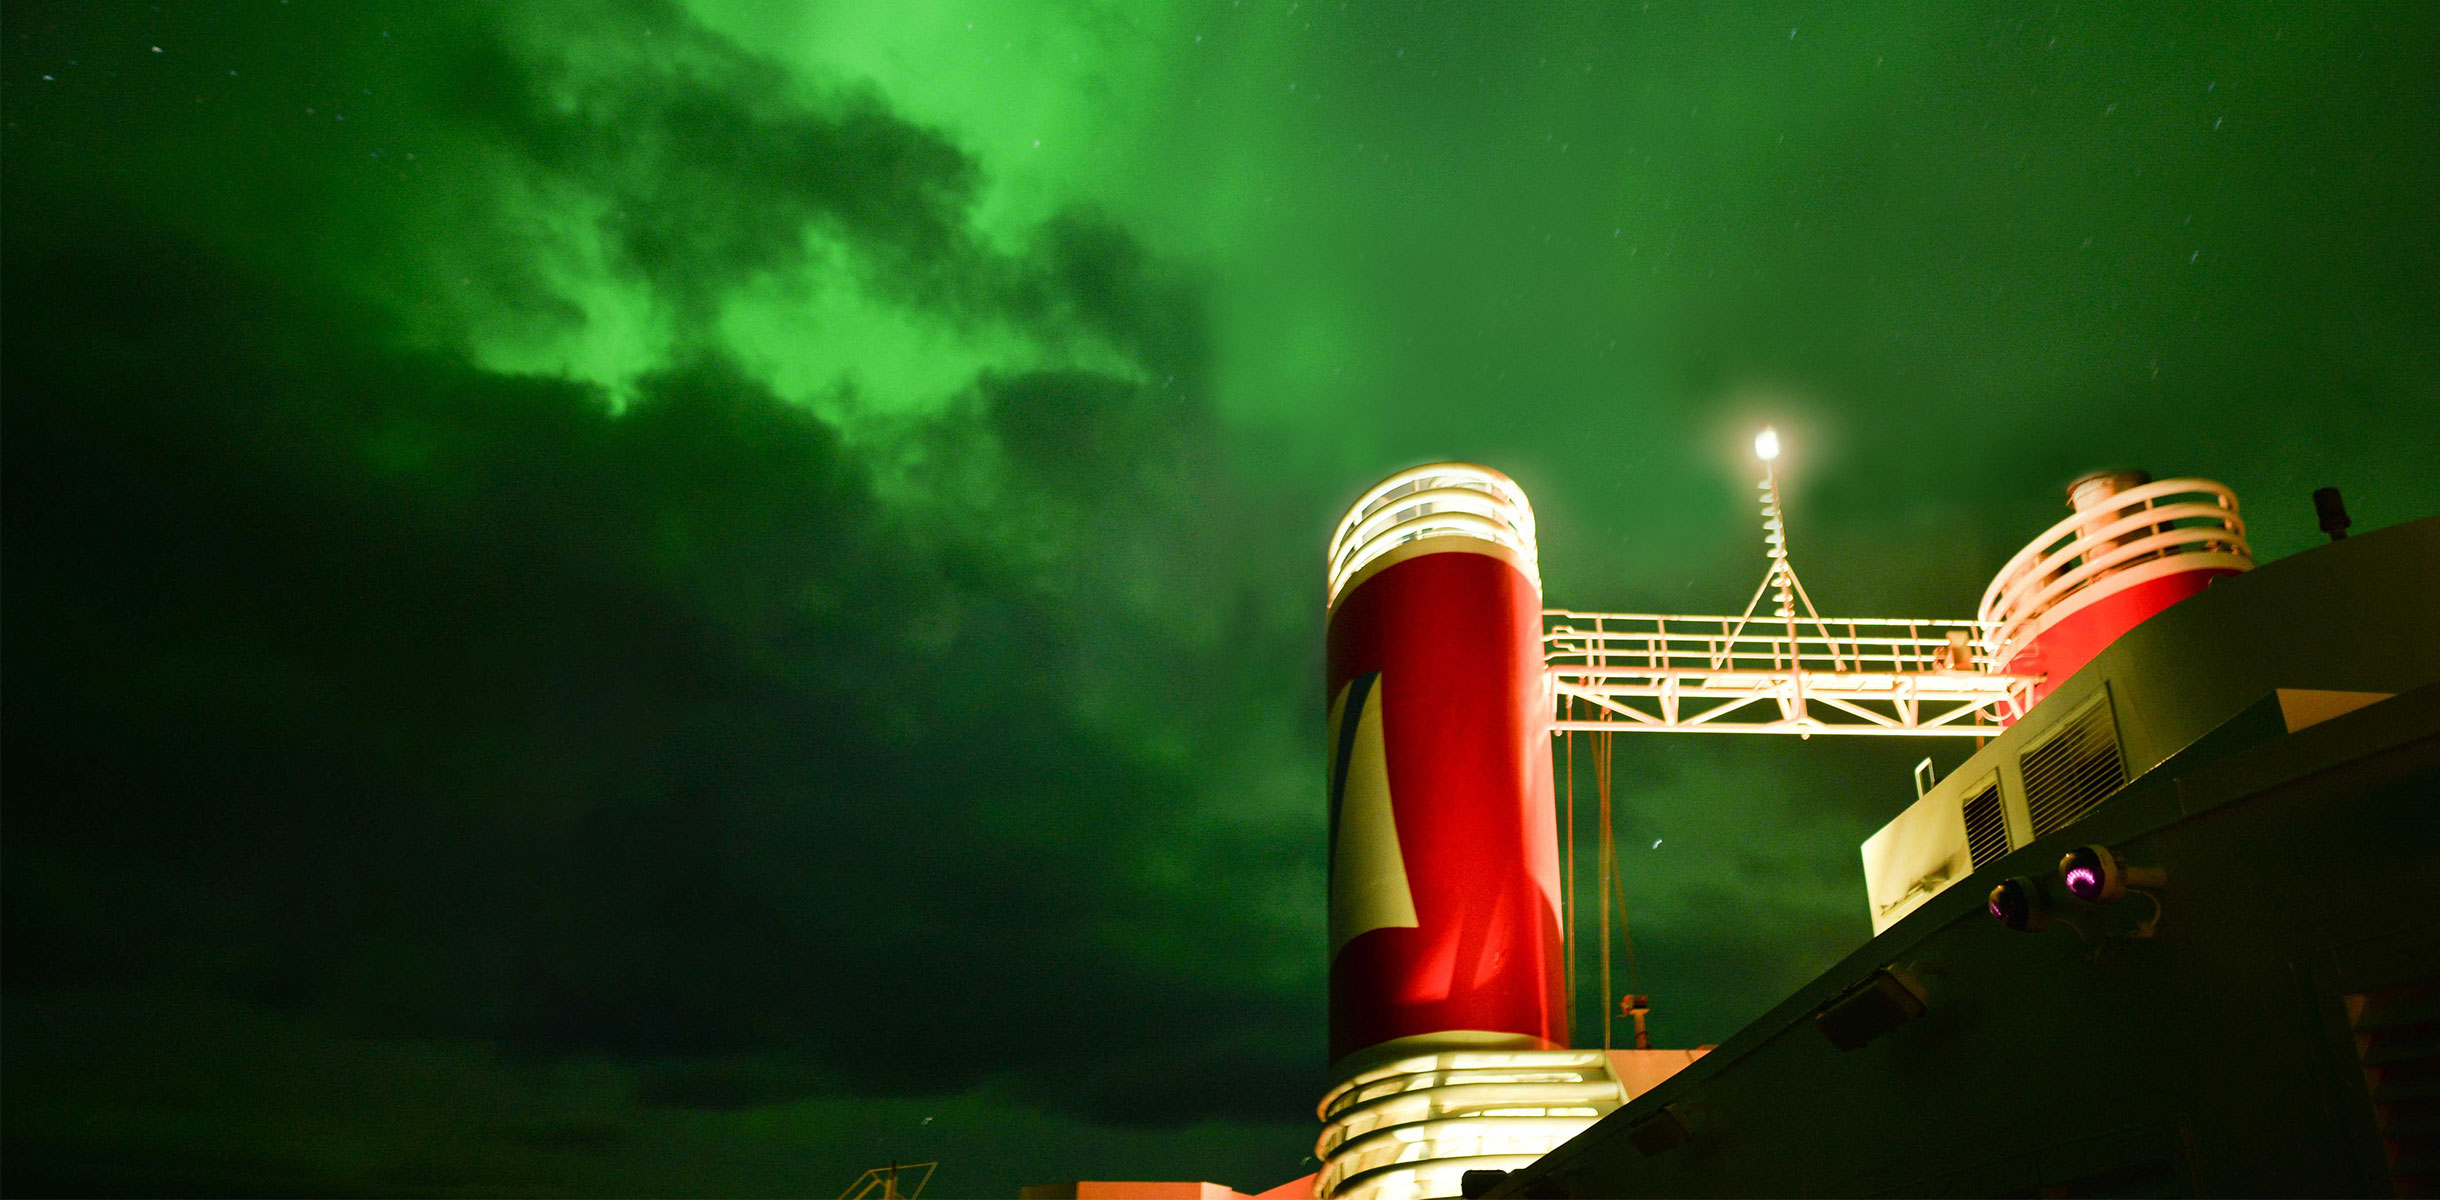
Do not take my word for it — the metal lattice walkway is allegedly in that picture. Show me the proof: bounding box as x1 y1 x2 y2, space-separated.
1543 430 2039 737
1545 609 2037 737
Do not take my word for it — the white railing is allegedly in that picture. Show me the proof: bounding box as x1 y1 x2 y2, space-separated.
1315 1049 1623 1200
1977 478 2251 668
1328 464 1539 609
1544 611 2041 736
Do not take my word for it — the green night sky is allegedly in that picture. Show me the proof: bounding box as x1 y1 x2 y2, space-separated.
5 2 2435 1195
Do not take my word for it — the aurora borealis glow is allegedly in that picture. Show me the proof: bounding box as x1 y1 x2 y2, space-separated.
5 2 2436 1195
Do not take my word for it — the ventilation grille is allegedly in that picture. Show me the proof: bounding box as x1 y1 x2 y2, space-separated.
2346 979 2440 1194
2021 693 2126 838
1960 782 2009 868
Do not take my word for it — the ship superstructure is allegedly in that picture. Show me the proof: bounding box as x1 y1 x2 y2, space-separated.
1312 437 2275 1199
1482 511 2440 1199
1038 439 2438 1200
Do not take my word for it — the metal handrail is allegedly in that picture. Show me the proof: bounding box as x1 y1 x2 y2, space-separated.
1976 478 2249 663
1979 498 2247 629
1329 463 1536 554
1328 485 1528 580
1314 1049 1621 1200
1327 464 1539 607
1544 611 1997 674
1541 608 2040 735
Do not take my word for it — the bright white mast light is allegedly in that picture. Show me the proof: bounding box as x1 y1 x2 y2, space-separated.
1755 426 1781 461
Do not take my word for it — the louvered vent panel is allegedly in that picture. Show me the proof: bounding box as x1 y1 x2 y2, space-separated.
2021 693 2126 837
1960 783 2009 868
2346 980 2440 1195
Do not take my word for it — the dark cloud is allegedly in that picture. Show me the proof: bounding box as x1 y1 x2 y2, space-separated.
2 213 1315 1104
435 3 985 320
4 3 1326 1194
13 0 2436 1195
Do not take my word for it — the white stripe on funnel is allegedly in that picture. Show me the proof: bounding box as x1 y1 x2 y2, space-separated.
1328 675 1419 959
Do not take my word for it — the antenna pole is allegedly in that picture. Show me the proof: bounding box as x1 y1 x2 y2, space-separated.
1753 431 1833 735
1759 456 1804 727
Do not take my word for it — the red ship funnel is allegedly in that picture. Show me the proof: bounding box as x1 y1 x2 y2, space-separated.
1323 465 1568 1072
1981 473 2254 717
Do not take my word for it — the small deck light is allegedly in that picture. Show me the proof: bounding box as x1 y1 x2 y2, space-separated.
1988 877 2050 932
1814 967 1927 1050
2059 844 2166 904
